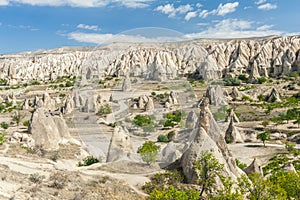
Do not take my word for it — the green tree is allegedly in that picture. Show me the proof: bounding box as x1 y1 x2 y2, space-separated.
157 134 169 143
137 141 160 165
12 111 25 126
257 131 270 147
193 151 224 197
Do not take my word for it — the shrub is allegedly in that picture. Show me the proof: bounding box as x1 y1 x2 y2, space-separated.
1 122 9 129
167 131 176 141
258 77 267 84
257 94 265 101
235 159 247 170
137 141 160 165
241 95 253 102
151 92 156 96
65 81 73 87
97 104 112 116
29 173 45 184
31 81 40 85
157 134 169 143
23 120 30 127
224 77 241 86
0 133 6 145
49 171 68 189
77 156 99 167
288 71 299 78
59 93 66 98
238 74 248 82
133 115 152 127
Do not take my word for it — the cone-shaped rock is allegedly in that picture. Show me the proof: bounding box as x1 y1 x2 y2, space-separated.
225 109 239 123
243 158 263 176
206 85 227 106
106 126 134 162
267 88 281 102
225 116 243 143
180 98 242 184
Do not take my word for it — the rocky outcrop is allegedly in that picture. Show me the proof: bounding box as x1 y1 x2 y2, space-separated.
61 94 74 114
225 117 243 143
180 98 242 184
267 88 281 102
230 87 244 101
122 75 131 92
225 109 239 123
185 111 198 129
0 36 299 84
243 159 263 176
206 85 227 106
28 108 76 150
160 142 181 164
106 126 134 162
145 97 154 112
137 95 154 111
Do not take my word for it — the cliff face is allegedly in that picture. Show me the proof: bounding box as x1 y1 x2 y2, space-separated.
1 36 300 84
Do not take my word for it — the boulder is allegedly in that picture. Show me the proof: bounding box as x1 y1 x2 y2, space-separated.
160 142 181 163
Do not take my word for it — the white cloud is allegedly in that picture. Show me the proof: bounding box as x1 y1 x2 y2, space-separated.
199 10 209 18
185 11 197 21
68 31 185 44
255 0 266 5
199 2 239 18
184 19 282 39
196 3 202 8
1 0 154 8
155 4 192 18
77 24 100 31
0 0 9 6
258 3 277 10
215 2 239 16
256 24 274 31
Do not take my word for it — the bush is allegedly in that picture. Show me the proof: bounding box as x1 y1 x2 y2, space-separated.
288 71 299 78
133 115 153 127
97 104 112 116
167 131 176 141
235 159 247 170
241 95 253 102
137 141 160 165
157 134 169 143
257 94 265 101
1 122 8 129
224 77 241 86
31 81 40 85
78 156 99 167
59 93 66 98
0 133 6 145
49 171 68 189
65 81 74 87
29 173 45 184
23 120 30 127
258 77 267 84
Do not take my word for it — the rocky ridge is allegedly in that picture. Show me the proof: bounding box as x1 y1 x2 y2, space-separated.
1 36 300 84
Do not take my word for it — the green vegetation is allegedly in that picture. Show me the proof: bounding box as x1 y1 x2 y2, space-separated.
224 77 241 86
31 81 40 85
271 108 300 127
65 80 74 87
0 132 6 145
167 131 176 141
241 95 253 102
137 141 159 165
213 106 227 121
59 93 66 98
23 120 30 127
97 104 112 116
163 110 182 128
257 131 270 147
0 79 8 86
257 94 266 101
133 115 153 127
258 77 267 84
12 112 25 126
77 156 99 167
157 134 169 143
1 122 9 129
235 159 247 170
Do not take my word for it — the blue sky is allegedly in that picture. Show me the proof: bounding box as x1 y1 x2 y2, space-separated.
0 0 299 53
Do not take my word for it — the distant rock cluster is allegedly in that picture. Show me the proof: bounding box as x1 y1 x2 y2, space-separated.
0 36 299 84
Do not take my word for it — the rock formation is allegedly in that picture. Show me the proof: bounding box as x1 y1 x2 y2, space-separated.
243 158 263 176
206 85 228 106
122 75 131 92
225 109 239 123
185 111 198 129
180 98 242 184
145 97 154 111
225 116 243 143
28 108 76 150
106 126 134 162
0 36 299 85
230 87 245 101
160 142 181 163
267 88 281 102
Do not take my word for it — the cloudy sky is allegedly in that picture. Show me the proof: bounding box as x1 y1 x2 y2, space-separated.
0 0 299 53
